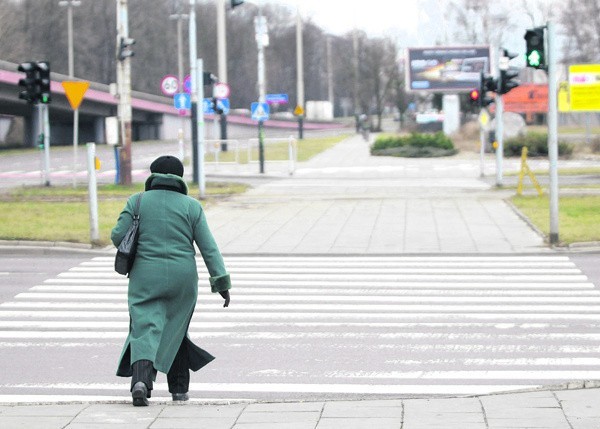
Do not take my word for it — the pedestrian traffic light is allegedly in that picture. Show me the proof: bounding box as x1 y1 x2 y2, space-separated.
524 27 546 69
498 68 520 95
118 37 135 61
17 61 37 104
231 0 244 8
36 61 51 104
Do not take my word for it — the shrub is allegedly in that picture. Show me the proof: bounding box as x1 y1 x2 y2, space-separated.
371 132 456 157
504 132 573 157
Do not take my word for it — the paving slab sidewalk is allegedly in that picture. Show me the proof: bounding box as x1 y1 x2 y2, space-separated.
2 388 600 428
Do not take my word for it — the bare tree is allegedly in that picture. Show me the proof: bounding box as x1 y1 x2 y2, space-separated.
560 0 600 63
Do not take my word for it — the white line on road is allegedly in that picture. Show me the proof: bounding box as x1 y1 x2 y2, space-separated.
6 300 600 312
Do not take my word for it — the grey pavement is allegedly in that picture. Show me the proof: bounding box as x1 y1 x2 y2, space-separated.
2 387 600 428
206 134 549 254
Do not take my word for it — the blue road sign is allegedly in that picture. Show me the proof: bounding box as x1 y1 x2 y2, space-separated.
251 102 270 121
174 93 191 110
203 98 214 114
265 93 289 104
216 98 230 115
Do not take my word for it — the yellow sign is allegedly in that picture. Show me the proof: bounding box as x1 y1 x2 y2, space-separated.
61 81 90 110
294 105 304 116
558 81 570 112
568 64 600 111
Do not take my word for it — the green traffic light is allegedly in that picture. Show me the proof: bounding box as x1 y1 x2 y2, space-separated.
527 50 542 67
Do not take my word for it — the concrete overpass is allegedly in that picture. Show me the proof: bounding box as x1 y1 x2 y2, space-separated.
0 59 344 148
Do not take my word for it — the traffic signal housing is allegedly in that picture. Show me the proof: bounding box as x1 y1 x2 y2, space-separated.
469 88 481 107
498 68 519 95
36 61 51 104
524 27 546 69
17 62 37 104
118 37 135 61
480 74 496 107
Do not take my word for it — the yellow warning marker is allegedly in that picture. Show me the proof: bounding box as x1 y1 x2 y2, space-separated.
61 81 90 110
294 105 304 116
95 156 101 171
517 146 543 196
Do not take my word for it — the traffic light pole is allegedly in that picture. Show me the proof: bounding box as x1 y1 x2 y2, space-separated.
547 21 559 245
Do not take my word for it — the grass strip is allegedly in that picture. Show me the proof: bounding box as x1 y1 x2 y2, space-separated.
511 195 600 244
0 182 249 246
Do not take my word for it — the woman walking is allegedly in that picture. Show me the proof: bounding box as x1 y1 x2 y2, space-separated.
111 155 231 406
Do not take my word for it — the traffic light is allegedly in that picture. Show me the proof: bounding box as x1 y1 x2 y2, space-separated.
469 88 481 107
524 27 546 69
231 0 244 8
498 68 520 95
36 61 51 104
203 72 218 86
17 62 37 104
480 74 496 107
118 37 135 61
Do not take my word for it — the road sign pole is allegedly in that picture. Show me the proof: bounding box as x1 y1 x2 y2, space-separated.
189 0 199 185
72 108 79 188
255 8 266 174
43 103 51 187
547 20 559 245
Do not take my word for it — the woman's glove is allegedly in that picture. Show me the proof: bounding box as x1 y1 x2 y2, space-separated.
219 290 230 307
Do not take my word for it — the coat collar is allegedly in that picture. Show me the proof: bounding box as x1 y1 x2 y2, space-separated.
144 173 188 195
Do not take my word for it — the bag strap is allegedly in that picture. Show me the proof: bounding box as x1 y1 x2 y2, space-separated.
133 192 143 220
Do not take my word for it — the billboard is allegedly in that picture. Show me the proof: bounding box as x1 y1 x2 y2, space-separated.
406 46 491 92
568 64 600 111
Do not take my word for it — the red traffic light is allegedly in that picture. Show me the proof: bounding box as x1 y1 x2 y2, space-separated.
469 89 480 102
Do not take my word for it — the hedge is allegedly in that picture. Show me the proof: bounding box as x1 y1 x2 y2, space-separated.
504 132 573 157
371 132 457 157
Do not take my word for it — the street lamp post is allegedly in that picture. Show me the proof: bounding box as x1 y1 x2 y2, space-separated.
59 0 81 188
169 0 188 161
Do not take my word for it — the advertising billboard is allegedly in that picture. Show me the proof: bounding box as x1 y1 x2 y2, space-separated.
406 46 491 92
568 64 600 111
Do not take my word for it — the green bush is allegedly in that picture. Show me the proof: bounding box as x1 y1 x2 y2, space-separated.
504 132 573 157
371 132 456 157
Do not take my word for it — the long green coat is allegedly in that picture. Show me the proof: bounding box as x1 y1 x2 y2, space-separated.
111 173 231 377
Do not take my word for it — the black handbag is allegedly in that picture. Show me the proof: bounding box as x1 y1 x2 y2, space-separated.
115 193 143 276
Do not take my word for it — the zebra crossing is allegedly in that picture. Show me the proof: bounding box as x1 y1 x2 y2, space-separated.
1 254 600 402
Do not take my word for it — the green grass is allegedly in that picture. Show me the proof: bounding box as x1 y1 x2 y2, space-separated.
0 182 249 246
505 167 600 177
511 195 600 244
204 134 350 163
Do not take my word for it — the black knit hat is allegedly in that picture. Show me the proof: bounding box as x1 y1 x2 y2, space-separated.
150 156 184 177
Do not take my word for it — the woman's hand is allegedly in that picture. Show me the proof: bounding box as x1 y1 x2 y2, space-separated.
219 290 230 308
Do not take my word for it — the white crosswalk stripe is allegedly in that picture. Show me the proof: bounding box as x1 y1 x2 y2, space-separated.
1 254 599 402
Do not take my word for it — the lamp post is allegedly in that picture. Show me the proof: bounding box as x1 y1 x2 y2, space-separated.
59 0 81 188
170 0 188 161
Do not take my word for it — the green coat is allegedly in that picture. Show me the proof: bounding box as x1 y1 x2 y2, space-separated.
111 173 231 377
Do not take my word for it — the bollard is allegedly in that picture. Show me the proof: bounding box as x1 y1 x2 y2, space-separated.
86 143 100 244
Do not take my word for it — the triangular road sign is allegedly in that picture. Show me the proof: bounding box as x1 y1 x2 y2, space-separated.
61 81 90 110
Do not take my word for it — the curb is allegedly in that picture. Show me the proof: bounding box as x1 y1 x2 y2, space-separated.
0 239 114 254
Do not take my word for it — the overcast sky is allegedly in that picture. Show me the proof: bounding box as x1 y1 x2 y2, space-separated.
269 0 428 40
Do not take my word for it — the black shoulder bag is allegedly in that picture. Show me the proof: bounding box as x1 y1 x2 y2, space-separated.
115 193 143 276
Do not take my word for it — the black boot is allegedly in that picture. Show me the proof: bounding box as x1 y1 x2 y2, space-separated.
167 340 190 401
131 359 155 406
